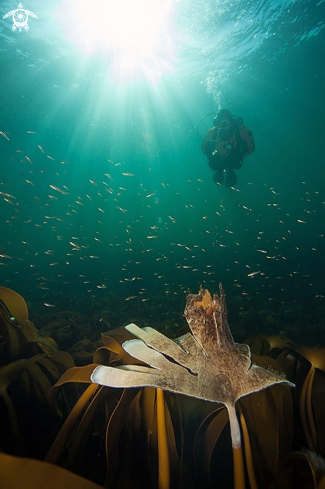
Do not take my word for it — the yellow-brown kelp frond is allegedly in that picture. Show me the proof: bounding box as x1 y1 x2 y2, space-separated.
0 452 104 489
0 286 58 359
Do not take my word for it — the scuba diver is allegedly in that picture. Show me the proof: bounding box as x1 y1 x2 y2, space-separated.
201 109 255 187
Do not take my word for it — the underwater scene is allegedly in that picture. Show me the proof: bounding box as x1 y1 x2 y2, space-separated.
0 0 325 488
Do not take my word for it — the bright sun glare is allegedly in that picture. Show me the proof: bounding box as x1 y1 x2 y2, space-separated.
60 0 176 80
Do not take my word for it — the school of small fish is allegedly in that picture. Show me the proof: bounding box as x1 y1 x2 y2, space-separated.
0 128 324 311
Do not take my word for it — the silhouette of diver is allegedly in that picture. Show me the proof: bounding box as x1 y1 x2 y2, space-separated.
201 109 255 187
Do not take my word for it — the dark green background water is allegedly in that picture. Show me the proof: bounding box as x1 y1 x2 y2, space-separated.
1 0 325 340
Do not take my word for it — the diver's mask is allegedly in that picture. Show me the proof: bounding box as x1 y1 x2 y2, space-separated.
218 118 233 139
219 118 231 129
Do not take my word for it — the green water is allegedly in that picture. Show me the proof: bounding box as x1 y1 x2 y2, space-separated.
1 0 325 340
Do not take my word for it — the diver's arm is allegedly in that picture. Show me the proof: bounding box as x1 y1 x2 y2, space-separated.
238 125 255 158
201 127 218 155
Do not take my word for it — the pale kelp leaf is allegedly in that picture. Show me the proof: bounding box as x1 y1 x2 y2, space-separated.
125 324 201 372
123 338 173 369
92 285 294 461
92 363 191 396
92 287 293 406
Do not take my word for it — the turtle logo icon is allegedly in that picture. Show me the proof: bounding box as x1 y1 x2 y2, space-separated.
3 2 38 32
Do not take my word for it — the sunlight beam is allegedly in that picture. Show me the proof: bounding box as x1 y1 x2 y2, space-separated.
58 0 176 81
